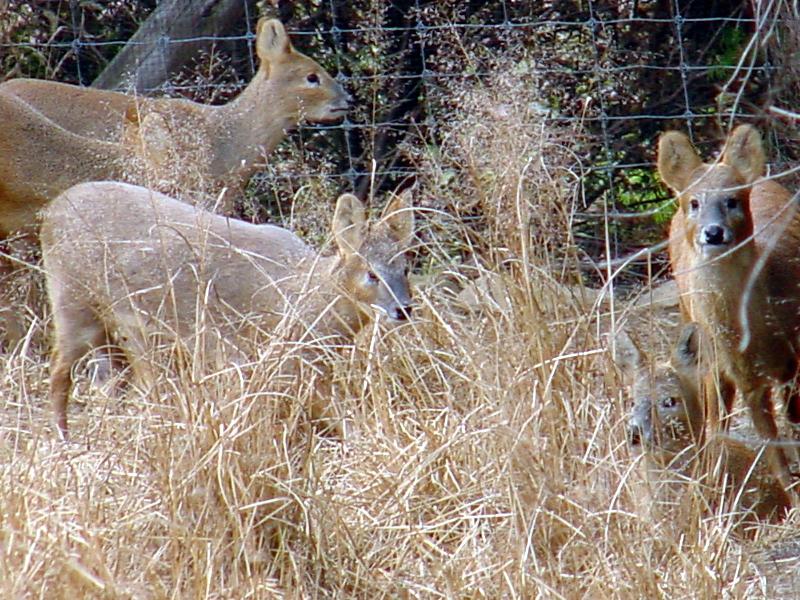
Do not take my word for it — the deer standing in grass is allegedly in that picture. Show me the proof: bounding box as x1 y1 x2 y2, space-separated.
0 18 349 346
1 18 349 206
616 324 792 526
41 181 414 440
659 124 800 492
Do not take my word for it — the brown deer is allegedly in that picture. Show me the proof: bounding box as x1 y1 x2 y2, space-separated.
616 324 792 526
41 181 414 440
1 18 349 205
659 124 800 491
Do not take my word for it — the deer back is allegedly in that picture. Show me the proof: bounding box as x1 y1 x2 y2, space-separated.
41 182 413 349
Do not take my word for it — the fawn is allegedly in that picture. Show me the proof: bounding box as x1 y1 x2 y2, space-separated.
616 324 792 526
41 181 414 439
659 124 800 491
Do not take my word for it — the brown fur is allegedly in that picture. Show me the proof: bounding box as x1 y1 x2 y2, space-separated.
41 181 414 439
0 93 122 237
659 125 800 492
1 18 349 206
617 324 792 527
0 92 124 344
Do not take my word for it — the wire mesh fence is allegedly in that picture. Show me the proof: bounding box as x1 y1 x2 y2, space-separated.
1 0 797 282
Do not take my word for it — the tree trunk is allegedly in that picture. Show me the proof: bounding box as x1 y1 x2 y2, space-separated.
92 0 249 92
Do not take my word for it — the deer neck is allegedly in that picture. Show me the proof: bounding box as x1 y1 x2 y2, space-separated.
690 240 774 359
690 239 748 308
208 73 296 184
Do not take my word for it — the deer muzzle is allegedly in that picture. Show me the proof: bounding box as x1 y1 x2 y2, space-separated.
628 400 653 451
701 224 730 246
391 303 413 322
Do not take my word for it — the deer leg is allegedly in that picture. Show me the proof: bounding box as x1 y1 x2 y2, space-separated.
292 351 344 437
0 233 44 351
719 375 736 425
786 386 800 425
49 305 107 440
309 371 345 438
88 345 128 396
747 386 795 495
50 346 79 441
0 254 25 350
114 327 159 394
782 380 800 476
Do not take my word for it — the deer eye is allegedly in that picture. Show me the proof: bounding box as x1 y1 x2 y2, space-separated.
661 397 678 409
689 198 700 212
306 73 320 86
366 270 379 283
725 197 738 210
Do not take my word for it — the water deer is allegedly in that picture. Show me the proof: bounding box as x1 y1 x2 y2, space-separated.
616 324 792 527
41 181 414 440
1 18 349 205
659 124 800 492
0 18 348 347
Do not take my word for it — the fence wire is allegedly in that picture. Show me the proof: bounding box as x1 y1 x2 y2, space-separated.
1 1 796 271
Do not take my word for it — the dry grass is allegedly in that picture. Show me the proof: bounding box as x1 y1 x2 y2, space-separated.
2 61 799 600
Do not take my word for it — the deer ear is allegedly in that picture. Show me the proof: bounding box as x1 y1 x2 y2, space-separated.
721 125 765 184
256 18 292 69
671 322 701 371
657 131 703 192
611 329 643 379
333 194 366 256
381 190 414 245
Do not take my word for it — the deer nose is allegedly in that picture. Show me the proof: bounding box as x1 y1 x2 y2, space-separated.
702 224 727 245
628 422 643 447
393 304 413 321
334 80 352 104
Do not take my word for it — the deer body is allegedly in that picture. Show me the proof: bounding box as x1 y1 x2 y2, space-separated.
41 181 414 439
0 91 125 237
659 125 800 489
1 18 348 205
617 324 792 526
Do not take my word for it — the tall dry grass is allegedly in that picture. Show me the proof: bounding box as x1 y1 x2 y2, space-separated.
1 60 798 600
